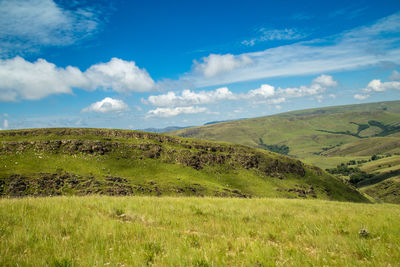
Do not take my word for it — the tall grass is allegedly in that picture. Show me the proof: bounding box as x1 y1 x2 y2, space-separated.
1 196 399 266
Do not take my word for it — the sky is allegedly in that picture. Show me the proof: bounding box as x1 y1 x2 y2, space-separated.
0 0 400 130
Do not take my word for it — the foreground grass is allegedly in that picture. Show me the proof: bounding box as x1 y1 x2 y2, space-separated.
1 197 399 266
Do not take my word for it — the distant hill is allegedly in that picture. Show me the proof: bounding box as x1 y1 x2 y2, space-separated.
170 101 400 168
203 118 247 126
0 128 367 202
138 126 191 133
169 100 400 203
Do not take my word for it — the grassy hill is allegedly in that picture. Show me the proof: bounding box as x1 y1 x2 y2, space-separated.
170 100 400 169
1 196 399 266
0 128 367 202
170 101 400 203
358 156 400 204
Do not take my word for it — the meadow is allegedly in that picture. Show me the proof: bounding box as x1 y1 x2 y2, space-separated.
1 196 399 266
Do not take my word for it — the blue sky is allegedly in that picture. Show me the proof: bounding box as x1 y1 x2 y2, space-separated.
0 0 400 130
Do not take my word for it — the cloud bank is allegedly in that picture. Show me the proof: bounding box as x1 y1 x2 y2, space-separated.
353 78 400 100
145 75 337 117
0 57 154 101
146 106 208 118
144 87 235 107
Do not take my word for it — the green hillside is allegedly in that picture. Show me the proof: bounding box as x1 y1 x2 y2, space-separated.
170 101 400 203
0 128 367 202
1 196 399 266
358 156 400 204
170 101 400 169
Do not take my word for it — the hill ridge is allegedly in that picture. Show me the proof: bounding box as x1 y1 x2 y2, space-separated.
0 128 367 202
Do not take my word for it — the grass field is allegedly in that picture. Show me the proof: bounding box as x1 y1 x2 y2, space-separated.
1 196 399 266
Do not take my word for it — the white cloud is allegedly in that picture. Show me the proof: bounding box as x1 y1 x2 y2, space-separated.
147 106 208 118
268 97 286 104
145 74 335 110
354 94 370 100
0 57 155 101
312 74 338 87
363 79 400 93
82 97 129 113
145 87 236 107
193 54 252 78
278 74 337 98
0 0 102 57
85 58 155 93
0 56 83 101
389 70 400 81
3 119 8 129
248 84 275 98
173 13 400 89
242 28 307 46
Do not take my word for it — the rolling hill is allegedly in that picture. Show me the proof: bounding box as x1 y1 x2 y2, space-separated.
0 128 367 202
169 100 400 203
170 101 400 168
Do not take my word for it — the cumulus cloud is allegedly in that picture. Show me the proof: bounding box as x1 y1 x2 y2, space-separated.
145 87 235 107
85 58 155 93
0 0 104 57
193 54 252 78
145 74 335 117
312 74 338 87
362 79 400 93
146 74 335 107
147 106 208 118
82 97 129 113
247 84 275 98
354 78 400 100
0 57 155 101
278 74 338 98
0 56 84 101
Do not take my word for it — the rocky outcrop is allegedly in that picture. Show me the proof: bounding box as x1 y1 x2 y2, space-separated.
0 173 133 197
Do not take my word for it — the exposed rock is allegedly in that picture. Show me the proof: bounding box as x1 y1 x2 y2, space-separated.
0 173 134 197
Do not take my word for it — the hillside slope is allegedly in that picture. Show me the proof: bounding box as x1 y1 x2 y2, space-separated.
0 128 367 202
170 100 400 168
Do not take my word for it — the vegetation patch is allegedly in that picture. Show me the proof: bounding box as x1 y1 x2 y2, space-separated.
257 138 290 155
